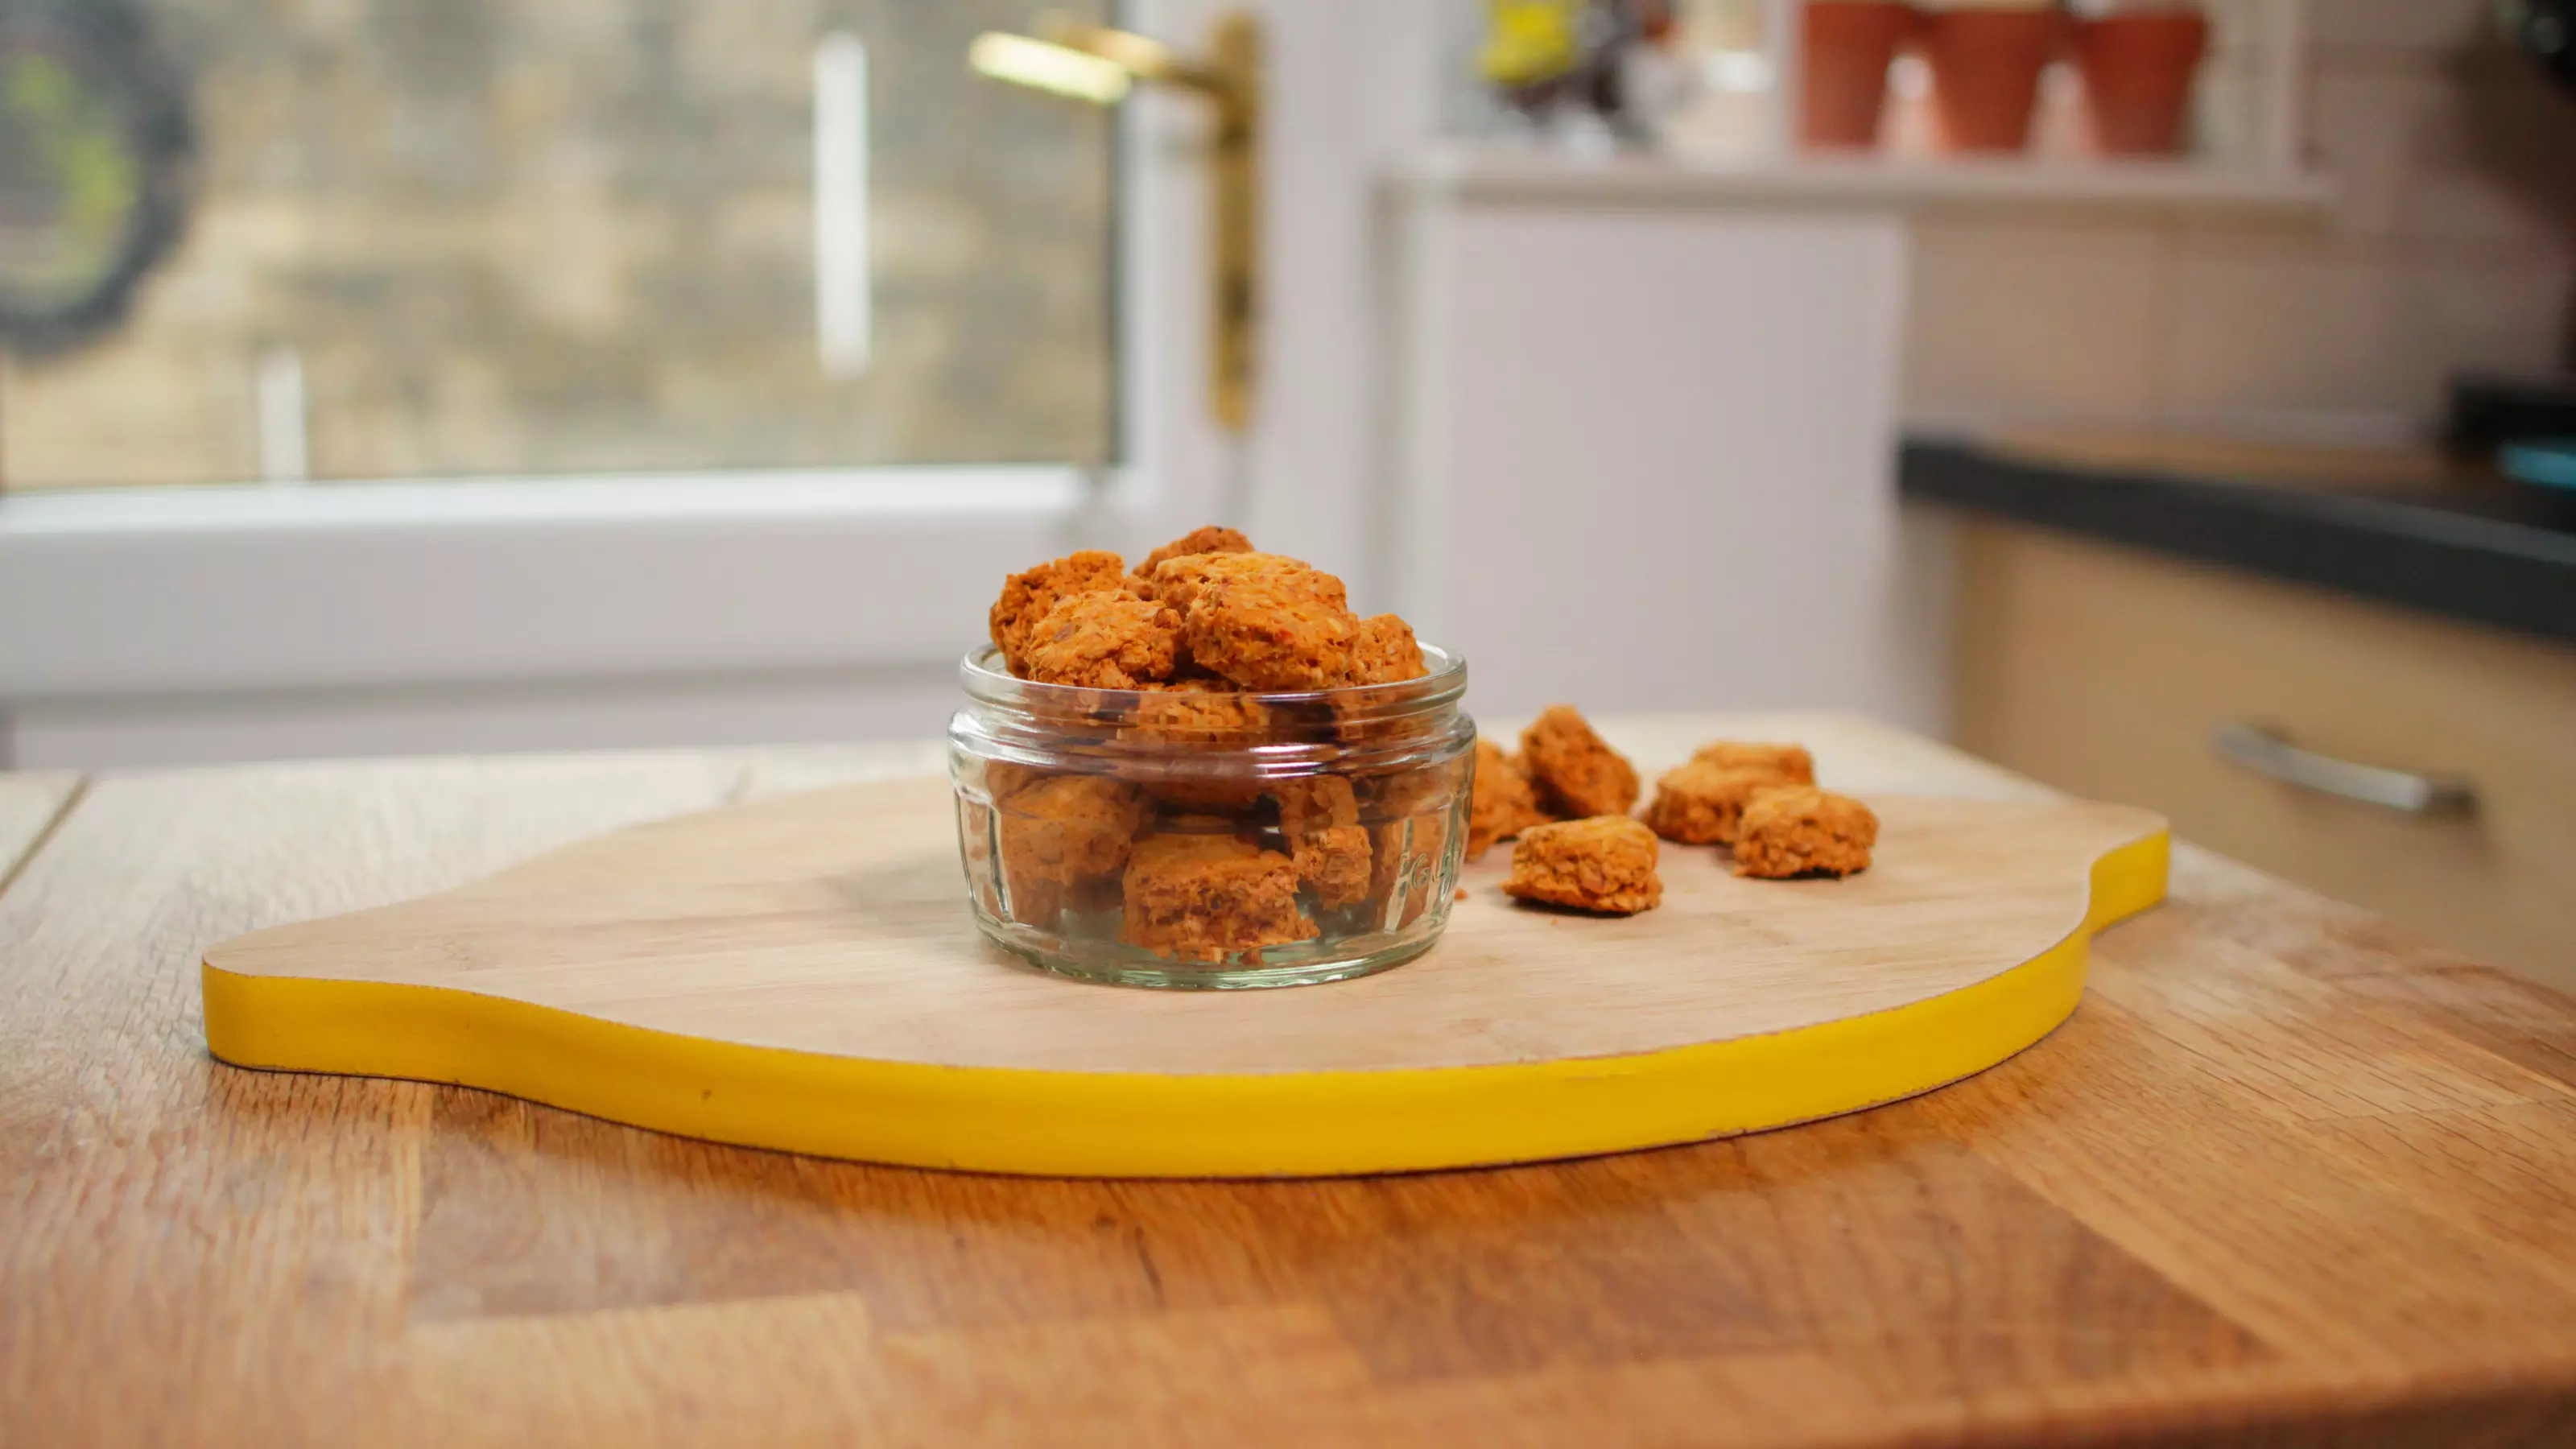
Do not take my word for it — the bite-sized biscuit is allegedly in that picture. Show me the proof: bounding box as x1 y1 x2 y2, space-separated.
1519 705 1639 819
1502 816 1662 915
1133 526 1253 584
989 551 1126 675
1274 774 1360 835
977 758 1044 805
1121 833 1319 963
1274 776 1372 910
1642 762 1785 845
997 774 1150 924
1150 551 1348 616
1347 613 1428 685
1465 738 1546 861
1137 778 1270 815
1294 824 1373 911
1125 679 1271 810
1129 677 1266 741
1733 786 1878 879
1020 591 1183 690
1185 576 1361 691
1688 741 1816 786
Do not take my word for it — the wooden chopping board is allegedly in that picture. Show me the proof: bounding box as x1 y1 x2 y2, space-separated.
200 776 2167 1178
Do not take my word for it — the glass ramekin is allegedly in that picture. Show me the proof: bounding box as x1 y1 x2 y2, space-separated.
947 643 1474 989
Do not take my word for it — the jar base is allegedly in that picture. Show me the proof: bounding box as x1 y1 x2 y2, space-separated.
975 915 1442 990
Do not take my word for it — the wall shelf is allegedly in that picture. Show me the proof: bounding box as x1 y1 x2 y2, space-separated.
1389 145 2336 217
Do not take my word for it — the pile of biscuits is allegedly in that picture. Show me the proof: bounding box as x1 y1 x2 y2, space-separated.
976 528 1455 964
990 525 1429 691
976 531 1881 947
1474 705 1880 916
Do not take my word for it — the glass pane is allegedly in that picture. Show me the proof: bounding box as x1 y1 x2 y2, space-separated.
0 0 1115 490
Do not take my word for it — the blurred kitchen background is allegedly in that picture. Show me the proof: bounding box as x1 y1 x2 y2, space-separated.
2 0 2570 981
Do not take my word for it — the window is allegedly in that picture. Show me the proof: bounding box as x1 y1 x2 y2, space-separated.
0 0 1117 490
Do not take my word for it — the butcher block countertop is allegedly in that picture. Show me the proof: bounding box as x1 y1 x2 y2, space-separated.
5 714 2575 1448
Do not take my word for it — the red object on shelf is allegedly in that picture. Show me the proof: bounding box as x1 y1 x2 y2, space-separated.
1921 7 2065 153
2075 8 2211 155
1801 2 1920 149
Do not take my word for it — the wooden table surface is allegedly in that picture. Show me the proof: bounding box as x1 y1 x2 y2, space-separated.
6 714 2575 1448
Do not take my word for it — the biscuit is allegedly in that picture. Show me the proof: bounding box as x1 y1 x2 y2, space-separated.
1502 816 1662 915
1326 623 1438 745
1294 824 1373 912
1150 551 1348 616
1184 575 1361 691
1733 786 1877 879
1688 741 1816 786
1129 678 1266 741
1465 738 1546 861
1120 832 1319 963
996 774 1150 924
1642 762 1782 845
1021 591 1183 690
1138 779 1270 815
1274 774 1360 833
977 758 1045 805
989 551 1126 675
1274 775 1372 911
1519 705 1638 819
1125 679 1271 811
1347 613 1428 685
1133 526 1253 584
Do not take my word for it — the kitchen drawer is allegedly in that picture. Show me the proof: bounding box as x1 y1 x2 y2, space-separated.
1954 522 2576 992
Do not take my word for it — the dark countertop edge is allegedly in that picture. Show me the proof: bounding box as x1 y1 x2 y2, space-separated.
1899 436 2576 650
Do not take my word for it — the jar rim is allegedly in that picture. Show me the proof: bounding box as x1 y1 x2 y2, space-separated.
958 642 1467 714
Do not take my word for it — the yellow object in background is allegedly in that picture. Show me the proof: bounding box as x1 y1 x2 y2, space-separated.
1479 0 1585 86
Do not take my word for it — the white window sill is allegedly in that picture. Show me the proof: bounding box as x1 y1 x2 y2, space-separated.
0 468 1114 703
0 466 1092 535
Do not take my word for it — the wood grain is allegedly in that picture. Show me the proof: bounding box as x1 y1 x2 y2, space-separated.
7 717 2576 1447
1955 521 2576 994
203 782 2161 1074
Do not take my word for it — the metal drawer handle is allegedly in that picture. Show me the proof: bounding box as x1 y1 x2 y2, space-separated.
2211 723 2478 817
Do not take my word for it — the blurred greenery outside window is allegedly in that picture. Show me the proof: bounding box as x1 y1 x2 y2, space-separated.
0 0 1117 492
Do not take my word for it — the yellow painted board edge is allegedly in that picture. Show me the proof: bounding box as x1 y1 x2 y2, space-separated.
201 830 2169 1179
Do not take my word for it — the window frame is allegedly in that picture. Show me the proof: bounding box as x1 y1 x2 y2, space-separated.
0 2 1235 754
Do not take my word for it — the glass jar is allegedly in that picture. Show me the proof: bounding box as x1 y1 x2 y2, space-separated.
948 644 1475 989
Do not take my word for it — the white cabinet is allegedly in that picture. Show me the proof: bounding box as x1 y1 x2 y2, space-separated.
1381 161 1926 727
1377 150 2334 734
